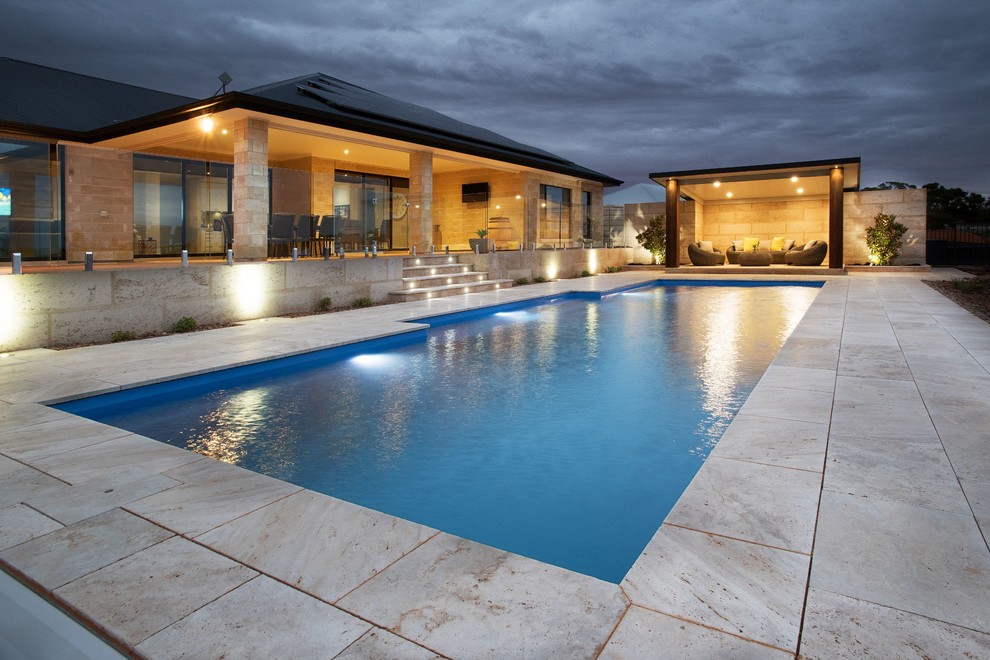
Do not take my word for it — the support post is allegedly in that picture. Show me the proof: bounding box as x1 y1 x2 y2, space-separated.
665 178 679 268
829 167 844 269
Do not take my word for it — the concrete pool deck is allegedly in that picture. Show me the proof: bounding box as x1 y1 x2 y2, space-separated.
1 270 988 658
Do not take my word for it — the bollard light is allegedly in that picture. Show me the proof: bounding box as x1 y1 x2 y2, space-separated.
12 253 22 275
181 249 188 268
445 245 450 255
84 252 94 271
292 247 299 262
323 246 330 260
411 245 416 256
226 249 233 266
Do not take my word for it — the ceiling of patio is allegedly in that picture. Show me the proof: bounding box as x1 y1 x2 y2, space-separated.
650 158 861 203
97 108 522 174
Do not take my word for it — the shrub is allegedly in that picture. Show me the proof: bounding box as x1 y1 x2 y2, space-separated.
865 212 909 266
636 214 667 265
110 330 136 343
351 297 373 309
171 316 198 333
533 276 548 283
513 277 530 286
951 277 989 294
605 266 623 273
581 270 592 277
316 296 332 312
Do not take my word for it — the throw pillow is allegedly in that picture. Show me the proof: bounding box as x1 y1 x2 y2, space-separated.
784 239 795 250
770 236 785 251
733 239 744 251
743 237 760 252
699 240 714 252
803 240 817 250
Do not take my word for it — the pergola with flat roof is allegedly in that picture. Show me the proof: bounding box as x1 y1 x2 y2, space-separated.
650 157 861 269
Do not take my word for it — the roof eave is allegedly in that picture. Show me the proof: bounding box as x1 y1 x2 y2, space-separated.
86 93 621 186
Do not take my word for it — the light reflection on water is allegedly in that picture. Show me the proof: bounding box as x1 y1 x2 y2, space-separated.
80 283 819 582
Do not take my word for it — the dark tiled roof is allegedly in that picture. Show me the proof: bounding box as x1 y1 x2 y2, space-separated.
244 74 619 184
0 59 620 185
0 58 193 133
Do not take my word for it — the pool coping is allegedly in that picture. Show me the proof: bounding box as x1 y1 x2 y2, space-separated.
1 270 988 658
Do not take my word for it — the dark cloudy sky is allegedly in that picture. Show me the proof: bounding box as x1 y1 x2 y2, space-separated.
4 0 988 194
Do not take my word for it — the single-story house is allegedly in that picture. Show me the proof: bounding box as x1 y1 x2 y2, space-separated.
0 58 621 263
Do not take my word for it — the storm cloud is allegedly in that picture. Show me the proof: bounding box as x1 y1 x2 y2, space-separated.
4 0 987 193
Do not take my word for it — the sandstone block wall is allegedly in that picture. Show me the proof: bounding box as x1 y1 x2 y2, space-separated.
64 145 134 262
1 257 405 351
843 188 927 265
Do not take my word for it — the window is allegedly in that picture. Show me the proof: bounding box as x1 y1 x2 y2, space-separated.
583 191 592 240
0 138 62 261
539 184 571 245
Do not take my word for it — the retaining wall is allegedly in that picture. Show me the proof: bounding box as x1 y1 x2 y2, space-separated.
1 248 635 351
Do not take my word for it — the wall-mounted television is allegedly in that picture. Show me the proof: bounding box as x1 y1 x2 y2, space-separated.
0 187 10 216
462 182 489 204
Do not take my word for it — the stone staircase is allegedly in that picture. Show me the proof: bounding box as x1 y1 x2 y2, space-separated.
389 254 513 302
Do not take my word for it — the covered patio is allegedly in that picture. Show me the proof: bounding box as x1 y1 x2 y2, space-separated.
651 157 862 270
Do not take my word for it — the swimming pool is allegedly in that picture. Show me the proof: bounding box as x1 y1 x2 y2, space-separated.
57 282 820 582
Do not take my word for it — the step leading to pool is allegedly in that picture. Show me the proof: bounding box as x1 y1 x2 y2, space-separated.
389 255 513 301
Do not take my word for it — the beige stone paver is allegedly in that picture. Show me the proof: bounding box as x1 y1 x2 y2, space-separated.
600 605 792 659
621 524 809 651
196 489 437 603
0 270 988 658
54 535 256 647
1 508 173 590
0 503 63 550
800 588 990 660
136 575 371 659
337 533 629 659
125 458 302 537
811 490 990 633
334 628 444 659
709 413 828 472
663 457 822 553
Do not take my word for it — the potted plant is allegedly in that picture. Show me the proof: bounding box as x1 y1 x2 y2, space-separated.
469 228 490 253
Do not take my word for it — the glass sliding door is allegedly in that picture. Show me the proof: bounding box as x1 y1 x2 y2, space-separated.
133 156 231 257
134 157 182 256
333 171 405 251
0 138 62 261
539 184 571 247
184 162 232 256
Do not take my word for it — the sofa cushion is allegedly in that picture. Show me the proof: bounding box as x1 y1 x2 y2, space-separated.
743 237 760 251
784 239 795 250
733 239 744 251
699 240 714 252
770 236 785 251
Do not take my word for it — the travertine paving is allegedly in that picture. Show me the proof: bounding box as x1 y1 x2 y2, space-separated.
1 270 988 658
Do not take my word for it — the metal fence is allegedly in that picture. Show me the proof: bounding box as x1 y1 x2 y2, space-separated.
927 224 990 265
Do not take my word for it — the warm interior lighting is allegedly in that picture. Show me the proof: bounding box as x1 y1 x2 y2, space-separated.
712 181 721 188
791 176 799 183
797 187 804 194
199 115 215 132
221 128 228 135
726 192 733 198
515 195 521 200
343 149 350 155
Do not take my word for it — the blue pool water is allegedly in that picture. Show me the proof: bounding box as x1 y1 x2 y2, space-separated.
58 282 820 582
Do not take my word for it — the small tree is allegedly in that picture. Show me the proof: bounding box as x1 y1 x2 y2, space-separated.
865 211 908 265
636 214 667 265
